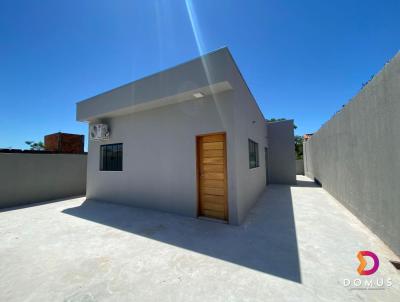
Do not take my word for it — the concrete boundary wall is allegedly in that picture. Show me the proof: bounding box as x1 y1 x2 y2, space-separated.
0 153 87 209
296 160 304 175
304 52 400 256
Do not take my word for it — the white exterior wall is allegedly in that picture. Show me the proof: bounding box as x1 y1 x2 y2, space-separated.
87 91 245 223
230 69 267 223
86 87 267 225
82 47 268 225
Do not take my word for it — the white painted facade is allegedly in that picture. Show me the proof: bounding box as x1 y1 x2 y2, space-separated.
77 48 292 224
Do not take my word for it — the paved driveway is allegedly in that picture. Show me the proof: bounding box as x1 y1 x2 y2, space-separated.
0 176 399 301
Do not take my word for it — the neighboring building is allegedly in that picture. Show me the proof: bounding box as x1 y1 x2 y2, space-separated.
76 47 295 224
266 120 297 184
44 132 84 153
303 133 313 141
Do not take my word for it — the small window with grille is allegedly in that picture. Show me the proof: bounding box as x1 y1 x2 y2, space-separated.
248 139 259 169
100 143 123 171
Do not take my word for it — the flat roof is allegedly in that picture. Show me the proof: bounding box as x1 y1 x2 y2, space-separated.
76 47 239 122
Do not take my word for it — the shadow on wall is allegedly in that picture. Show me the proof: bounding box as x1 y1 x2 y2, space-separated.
313 178 322 187
63 185 302 283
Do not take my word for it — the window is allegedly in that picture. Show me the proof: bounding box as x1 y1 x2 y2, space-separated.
248 139 259 169
100 143 123 171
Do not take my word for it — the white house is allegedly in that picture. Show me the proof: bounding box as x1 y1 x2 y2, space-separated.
77 47 295 224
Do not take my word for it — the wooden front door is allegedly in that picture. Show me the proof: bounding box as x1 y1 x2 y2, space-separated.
197 133 228 221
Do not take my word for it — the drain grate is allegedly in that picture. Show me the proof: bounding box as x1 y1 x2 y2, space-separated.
390 260 400 270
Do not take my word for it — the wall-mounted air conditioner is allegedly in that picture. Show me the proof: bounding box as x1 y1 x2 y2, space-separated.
90 124 110 140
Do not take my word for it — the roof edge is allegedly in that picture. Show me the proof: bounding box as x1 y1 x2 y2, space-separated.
76 47 231 105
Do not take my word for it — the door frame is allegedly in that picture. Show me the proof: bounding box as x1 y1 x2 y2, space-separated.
196 132 229 222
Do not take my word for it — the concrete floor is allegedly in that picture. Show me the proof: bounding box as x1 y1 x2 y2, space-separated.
0 176 399 302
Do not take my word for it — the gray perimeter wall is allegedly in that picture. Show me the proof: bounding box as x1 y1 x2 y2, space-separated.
296 160 304 175
0 153 87 209
303 52 400 256
266 120 296 184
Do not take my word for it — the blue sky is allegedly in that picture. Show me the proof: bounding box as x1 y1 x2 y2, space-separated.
1 0 399 149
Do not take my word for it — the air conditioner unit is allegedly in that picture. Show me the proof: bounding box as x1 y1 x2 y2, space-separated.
90 124 110 140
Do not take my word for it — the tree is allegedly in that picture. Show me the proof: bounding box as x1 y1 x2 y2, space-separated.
295 135 304 160
25 141 45 151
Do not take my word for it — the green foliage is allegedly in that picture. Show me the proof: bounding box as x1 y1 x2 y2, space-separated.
25 141 45 151
294 135 304 160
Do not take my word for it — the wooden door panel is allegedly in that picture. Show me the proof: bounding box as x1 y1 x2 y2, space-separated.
203 164 224 172
203 157 224 165
202 134 225 143
203 149 224 157
201 179 225 188
197 133 228 221
202 187 225 196
201 194 225 204
202 209 225 219
201 201 225 211
202 172 225 180
202 142 224 150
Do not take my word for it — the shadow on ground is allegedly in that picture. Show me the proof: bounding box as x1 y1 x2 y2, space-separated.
63 185 302 283
294 180 320 187
0 195 85 213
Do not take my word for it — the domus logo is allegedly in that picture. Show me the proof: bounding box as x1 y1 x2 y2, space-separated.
343 250 392 290
357 251 379 275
